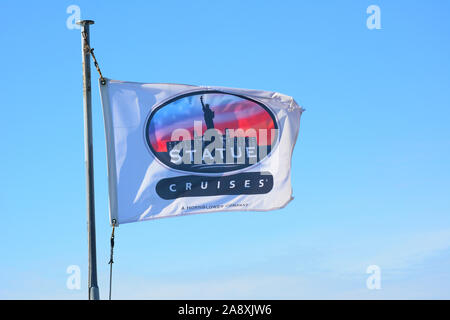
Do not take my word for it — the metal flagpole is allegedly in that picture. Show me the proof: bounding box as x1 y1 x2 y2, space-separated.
77 19 100 300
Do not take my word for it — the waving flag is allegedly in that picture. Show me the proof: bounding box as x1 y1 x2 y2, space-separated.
100 79 303 225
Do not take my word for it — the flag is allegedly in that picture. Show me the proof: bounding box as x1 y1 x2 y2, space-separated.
99 79 304 224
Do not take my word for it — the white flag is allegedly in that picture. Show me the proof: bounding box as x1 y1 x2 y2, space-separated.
99 79 303 225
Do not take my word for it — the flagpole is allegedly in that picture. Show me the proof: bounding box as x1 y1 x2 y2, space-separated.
77 19 100 300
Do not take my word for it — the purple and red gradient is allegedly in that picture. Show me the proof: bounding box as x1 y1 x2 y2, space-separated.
148 93 276 153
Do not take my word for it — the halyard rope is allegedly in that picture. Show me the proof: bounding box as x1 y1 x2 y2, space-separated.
81 31 106 85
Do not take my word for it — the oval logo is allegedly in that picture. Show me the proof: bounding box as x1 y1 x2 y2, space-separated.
145 91 278 174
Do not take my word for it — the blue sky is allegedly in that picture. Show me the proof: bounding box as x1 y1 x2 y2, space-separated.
1 0 449 299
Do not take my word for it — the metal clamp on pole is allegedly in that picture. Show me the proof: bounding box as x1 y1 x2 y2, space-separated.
76 19 100 301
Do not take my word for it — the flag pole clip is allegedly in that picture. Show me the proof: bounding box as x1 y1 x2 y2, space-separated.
108 219 116 300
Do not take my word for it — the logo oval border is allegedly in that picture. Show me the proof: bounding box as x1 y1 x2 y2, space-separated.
144 89 280 176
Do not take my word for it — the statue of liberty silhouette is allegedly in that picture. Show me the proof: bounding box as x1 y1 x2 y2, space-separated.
200 95 215 130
